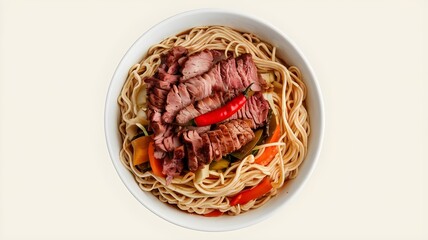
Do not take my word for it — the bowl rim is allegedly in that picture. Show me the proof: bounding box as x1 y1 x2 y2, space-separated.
104 8 324 232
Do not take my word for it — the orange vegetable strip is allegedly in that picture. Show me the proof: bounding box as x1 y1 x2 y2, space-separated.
229 177 273 206
229 194 242 206
131 136 151 166
203 209 224 217
254 124 281 166
148 141 165 177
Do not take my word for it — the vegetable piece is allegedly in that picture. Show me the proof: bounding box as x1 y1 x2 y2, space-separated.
131 136 151 166
251 149 259 156
261 72 282 93
254 124 281 166
265 109 276 138
194 164 210 183
192 83 253 126
128 109 149 129
230 129 263 160
148 140 165 177
136 162 151 172
263 92 278 120
261 72 275 85
229 177 273 206
135 123 149 136
203 209 224 217
209 158 230 170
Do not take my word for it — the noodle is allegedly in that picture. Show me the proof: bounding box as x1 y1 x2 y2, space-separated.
118 26 309 215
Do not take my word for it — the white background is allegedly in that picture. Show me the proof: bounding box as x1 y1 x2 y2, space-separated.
1 0 427 239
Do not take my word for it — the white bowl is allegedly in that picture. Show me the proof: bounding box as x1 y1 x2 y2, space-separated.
104 9 324 232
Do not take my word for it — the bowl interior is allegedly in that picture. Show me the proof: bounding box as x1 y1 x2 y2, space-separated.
104 9 324 232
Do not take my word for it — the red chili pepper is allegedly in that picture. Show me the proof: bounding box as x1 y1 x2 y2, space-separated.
192 83 254 127
229 177 273 206
203 209 224 217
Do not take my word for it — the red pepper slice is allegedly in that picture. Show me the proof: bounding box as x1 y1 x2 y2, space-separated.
229 177 273 206
192 83 253 127
203 209 224 217
254 124 281 166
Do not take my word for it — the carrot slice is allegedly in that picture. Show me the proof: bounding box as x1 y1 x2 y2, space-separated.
148 141 165 177
203 209 224 217
229 177 273 206
254 125 281 166
229 194 242 206
131 136 151 166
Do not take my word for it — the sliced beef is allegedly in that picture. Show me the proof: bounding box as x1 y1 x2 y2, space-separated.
144 47 190 154
197 91 235 111
151 121 166 136
218 124 236 154
175 104 199 125
223 122 241 151
165 85 188 111
163 55 263 123
175 125 210 145
235 54 264 91
173 145 186 160
143 47 268 183
220 57 244 90
181 50 219 81
226 121 246 146
231 121 256 151
247 92 269 127
230 119 255 144
153 124 172 143
154 150 166 160
162 61 224 123
212 130 226 156
184 73 218 101
163 84 193 123
234 122 255 141
157 68 179 85
210 50 224 63
183 130 203 172
176 91 236 125
167 62 179 75
177 84 191 107
196 91 223 112
182 119 256 171
165 46 188 71
163 84 194 123
145 77 171 91
162 135 181 152
185 125 211 134
207 131 222 161
152 87 168 100
240 119 256 131
153 124 172 141
178 56 188 66
203 64 226 92
225 92 269 128
199 133 213 165
145 78 170 119
220 120 255 153
148 92 165 109
242 101 254 127
153 125 173 152
162 146 185 184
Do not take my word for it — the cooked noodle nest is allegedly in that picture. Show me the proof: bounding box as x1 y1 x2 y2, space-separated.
118 25 309 215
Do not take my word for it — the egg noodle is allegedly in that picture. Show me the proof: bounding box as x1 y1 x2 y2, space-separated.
118 26 309 215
